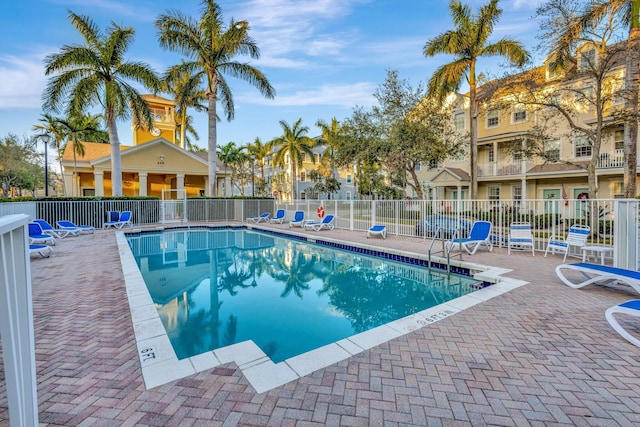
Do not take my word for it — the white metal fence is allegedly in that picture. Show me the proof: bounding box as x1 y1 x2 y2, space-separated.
277 198 626 261
1 197 637 264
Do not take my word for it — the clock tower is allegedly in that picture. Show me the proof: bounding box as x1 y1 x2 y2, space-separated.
132 94 178 146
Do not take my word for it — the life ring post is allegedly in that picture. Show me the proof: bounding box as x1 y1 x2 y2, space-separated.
317 206 325 218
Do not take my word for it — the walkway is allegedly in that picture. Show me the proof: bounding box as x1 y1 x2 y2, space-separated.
1 223 640 426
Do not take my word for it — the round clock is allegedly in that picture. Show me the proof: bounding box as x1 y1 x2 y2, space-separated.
150 127 161 137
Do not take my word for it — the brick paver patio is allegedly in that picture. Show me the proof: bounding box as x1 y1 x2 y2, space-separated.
2 224 640 426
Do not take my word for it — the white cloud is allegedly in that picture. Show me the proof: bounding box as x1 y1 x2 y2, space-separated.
0 53 48 109
244 82 376 107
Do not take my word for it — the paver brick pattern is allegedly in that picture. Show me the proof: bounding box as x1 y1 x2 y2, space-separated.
2 224 640 426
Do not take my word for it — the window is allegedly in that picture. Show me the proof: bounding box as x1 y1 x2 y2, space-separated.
488 186 500 201
512 186 522 201
512 108 527 123
486 109 499 128
574 136 592 158
300 171 306 182
346 191 352 200
454 112 465 130
315 153 320 163
545 138 560 162
346 174 352 183
415 162 421 172
547 63 562 80
300 192 306 200
613 181 624 198
488 148 495 163
614 128 624 150
580 48 595 70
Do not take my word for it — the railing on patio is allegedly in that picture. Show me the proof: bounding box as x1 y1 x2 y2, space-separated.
278 198 625 263
1 197 636 264
0 214 39 426
597 149 625 169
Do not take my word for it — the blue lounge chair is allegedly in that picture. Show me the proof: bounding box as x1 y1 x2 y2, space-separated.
367 225 387 239
289 211 305 228
304 214 335 231
104 211 133 229
246 212 270 223
606 300 640 347
28 222 55 246
544 224 590 262
508 222 534 255
555 263 640 293
33 219 79 238
104 211 121 228
447 220 493 255
30 244 52 258
270 209 286 224
56 220 95 234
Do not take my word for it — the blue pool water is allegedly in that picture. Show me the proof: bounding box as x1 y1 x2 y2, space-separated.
126 227 482 363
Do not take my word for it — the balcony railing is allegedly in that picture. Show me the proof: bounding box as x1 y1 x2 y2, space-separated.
478 161 532 177
597 149 624 168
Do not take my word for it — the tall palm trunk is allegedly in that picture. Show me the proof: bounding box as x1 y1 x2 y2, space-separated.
106 110 122 196
469 60 478 200
624 1 640 197
208 93 217 197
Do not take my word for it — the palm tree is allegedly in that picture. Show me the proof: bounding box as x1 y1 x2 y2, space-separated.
423 0 529 199
246 137 271 195
315 118 343 196
549 0 639 197
55 113 108 196
271 118 317 200
43 11 161 196
217 141 247 195
163 63 208 149
156 0 275 197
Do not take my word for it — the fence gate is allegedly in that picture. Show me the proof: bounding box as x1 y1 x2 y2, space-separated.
161 189 188 224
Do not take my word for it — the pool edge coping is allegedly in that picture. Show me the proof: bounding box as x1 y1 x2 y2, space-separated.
116 225 529 394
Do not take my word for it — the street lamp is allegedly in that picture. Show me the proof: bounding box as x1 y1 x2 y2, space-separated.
35 133 51 196
250 153 255 197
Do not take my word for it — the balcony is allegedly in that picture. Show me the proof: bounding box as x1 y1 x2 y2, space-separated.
478 161 532 177
597 149 624 169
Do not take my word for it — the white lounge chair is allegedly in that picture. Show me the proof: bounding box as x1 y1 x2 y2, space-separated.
508 222 534 255
28 223 55 246
104 211 133 229
367 225 386 239
447 220 493 255
33 219 79 238
246 212 270 223
289 211 305 227
30 244 52 258
270 209 286 224
605 300 640 347
544 224 590 261
56 220 95 234
304 215 335 231
555 263 640 293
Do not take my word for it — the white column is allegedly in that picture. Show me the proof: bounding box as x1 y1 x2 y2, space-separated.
138 173 148 197
94 171 104 196
63 172 73 196
177 174 185 191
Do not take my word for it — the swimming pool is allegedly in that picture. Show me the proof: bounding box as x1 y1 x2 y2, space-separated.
126 227 483 363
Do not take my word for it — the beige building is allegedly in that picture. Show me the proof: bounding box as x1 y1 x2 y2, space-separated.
60 95 230 197
415 43 639 202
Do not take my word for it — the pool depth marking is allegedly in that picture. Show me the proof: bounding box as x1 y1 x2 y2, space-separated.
116 227 528 393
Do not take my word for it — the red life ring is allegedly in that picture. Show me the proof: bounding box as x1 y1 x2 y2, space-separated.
317 206 325 218
577 192 589 200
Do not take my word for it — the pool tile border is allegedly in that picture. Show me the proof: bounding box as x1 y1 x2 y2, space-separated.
117 225 527 393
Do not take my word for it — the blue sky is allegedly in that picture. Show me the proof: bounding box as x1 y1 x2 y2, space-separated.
0 0 543 151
